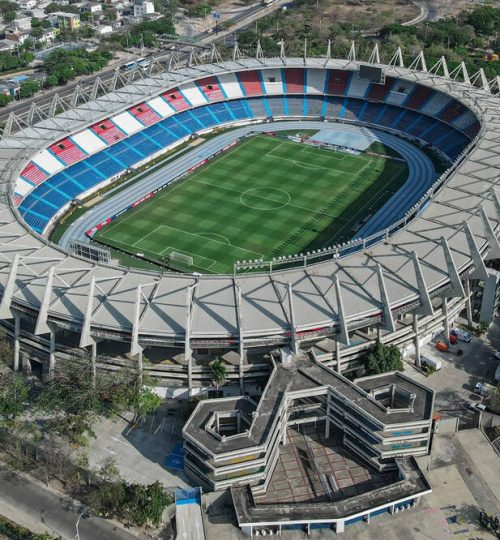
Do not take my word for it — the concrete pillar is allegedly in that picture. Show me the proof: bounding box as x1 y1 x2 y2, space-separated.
137 349 143 386
91 341 97 388
325 417 330 438
377 325 382 343
336 520 344 533
413 314 421 367
364 513 370 523
13 312 20 372
464 279 473 325
442 297 450 341
335 340 341 373
48 326 56 377
281 426 287 445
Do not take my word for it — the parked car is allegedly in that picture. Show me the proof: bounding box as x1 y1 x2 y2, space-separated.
451 328 472 343
467 401 487 412
474 382 496 397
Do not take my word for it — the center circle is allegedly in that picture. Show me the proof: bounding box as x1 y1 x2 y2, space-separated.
240 187 291 211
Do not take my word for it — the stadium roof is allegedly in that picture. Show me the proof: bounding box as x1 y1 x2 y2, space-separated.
0 52 499 347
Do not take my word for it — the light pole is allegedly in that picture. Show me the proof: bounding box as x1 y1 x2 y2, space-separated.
75 509 87 540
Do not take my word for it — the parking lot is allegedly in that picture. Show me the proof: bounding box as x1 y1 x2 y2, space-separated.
403 319 500 413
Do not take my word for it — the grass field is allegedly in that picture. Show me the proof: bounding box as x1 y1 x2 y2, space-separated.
94 135 408 274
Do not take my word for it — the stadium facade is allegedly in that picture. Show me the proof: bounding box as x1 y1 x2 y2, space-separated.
0 44 499 391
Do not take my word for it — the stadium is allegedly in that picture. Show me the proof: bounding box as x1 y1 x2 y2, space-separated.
0 44 498 389
1 42 499 535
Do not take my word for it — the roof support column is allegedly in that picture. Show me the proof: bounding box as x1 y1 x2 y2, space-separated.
463 221 488 281
131 285 143 386
377 264 395 332
464 278 473 326
235 283 245 394
0 254 19 320
47 324 56 379
480 205 500 260
413 314 421 367
412 252 433 316
91 340 97 389
35 266 55 336
335 340 341 373
287 283 298 355
441 237 465 298
334 276 350 346
442 296 450 342
185 286 195 395
13 310 20 372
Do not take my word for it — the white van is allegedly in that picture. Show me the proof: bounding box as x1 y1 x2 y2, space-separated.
420 354 442 371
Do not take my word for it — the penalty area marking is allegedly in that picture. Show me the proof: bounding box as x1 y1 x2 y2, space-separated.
240 187 291 211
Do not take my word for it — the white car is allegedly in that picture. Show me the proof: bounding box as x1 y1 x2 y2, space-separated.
451 328 472 343
467 401 487 412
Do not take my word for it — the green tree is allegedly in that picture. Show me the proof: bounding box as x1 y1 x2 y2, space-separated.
491 385 500 415
19 79 39 98
210 357 226 390
365 343 404 375
3 9 16 22
0 94 11 106
0 373 30 424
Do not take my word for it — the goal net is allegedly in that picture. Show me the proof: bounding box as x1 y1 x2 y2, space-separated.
169 251 194 268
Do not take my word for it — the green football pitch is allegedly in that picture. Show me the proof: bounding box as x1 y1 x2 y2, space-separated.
94 135 408 274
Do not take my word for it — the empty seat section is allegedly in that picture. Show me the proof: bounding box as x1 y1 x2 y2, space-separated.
63 161 102 190
464 120 480 139
307 95 324 116
245 97 267 118
421 121 449 142
71 129 107 155
439 101 466 124
260 69 284 95
196 76 225 102
21 163 47 185
287 95 304 116
125 131 160 157
162 117 190 139
225 99 249 119
408 115 435 137
342 98 365 121
217 72 245 99
48 173 84 199
376 104 401 128
129 103 161 126
180 84 208 108
174 111 199 133
392 109 420 132
345 73 371 98
90 119 126 145
35 182 72 207
86 151 123 178
32 149 64 175
267 96 286 117
190 103 217 127
112 112 143 136
49 138 86 166
141 122 178 147
405 84 434 110
324 96 343 119
162 88 190 111
420 91 451 116
284 69 305 93
452 109 476 131
15 178 33 199
361 101 386 123
237 71 264 96
385 81 414 106
106 140 142 168
208 102 233 123
327 70 350 96
366 77 394 102
306 69 327 94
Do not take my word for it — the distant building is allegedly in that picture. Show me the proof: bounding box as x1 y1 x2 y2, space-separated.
5 29 32 45
95 24 112 34
133 0 154 18
18 0 36 11
83 2 102 14
51 11 80 30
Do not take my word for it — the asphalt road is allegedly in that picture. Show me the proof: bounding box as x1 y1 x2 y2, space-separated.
0 469 137 540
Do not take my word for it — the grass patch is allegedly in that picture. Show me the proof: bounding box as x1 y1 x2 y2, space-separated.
94 135 408 274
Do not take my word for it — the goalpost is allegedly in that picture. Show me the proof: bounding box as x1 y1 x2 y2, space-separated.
169 251 194 268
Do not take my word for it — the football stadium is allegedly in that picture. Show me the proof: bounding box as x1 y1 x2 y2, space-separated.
0 43 499 535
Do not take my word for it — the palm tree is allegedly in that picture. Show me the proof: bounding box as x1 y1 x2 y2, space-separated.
210 357 227 392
